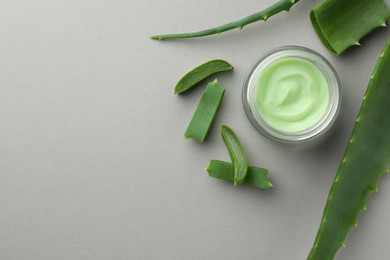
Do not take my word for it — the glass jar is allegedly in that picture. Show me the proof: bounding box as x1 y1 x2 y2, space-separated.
242 46 342 144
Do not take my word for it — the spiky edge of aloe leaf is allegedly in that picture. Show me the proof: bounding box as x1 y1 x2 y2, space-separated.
307 39 390 260
150 0 299 40
310 0 390 55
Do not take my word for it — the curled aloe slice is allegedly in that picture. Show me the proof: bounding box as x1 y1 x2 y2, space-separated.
206 160 272 189
221 125 248 186
308 39 390 259
310 0 390 55
174 60 233 94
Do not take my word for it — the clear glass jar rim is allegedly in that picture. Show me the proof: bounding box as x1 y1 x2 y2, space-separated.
242 46 342 144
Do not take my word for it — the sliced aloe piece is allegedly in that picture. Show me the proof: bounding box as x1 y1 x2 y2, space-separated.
206 160 272 189
221 125 248 186
184 80 225 142
174 60 232 94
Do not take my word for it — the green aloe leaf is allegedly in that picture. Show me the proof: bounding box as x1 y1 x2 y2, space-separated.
174 60 232 94
310 0 390 55
206 160 272 189
308 39 390 259
150 0 300 40
184 80 225 142
221 125 248 187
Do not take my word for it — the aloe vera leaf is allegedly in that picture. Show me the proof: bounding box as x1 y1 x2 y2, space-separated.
174 60 233 94
307 40 390 259
150 0 300 40
206 160 273 189
184 80 225 142
310 0 390 55
221 125 248 186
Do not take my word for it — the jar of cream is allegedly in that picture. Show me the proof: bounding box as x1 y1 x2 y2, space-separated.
242 46 341 144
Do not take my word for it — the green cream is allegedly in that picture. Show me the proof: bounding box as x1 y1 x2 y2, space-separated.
255 58 329 133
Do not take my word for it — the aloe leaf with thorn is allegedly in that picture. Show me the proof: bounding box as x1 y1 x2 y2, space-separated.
311 0 390 55
150 0 300 40
307 39 390 260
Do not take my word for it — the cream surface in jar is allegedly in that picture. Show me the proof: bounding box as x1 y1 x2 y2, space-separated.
243 46 341 143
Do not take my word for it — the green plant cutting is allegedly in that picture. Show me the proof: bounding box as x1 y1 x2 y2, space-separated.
311 0 390 55
221 125 249 187
206 160 272 189
174 60 233 94
184 80 225 142
151 0 300 41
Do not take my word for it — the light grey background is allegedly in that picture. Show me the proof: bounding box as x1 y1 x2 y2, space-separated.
1 0 390 259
